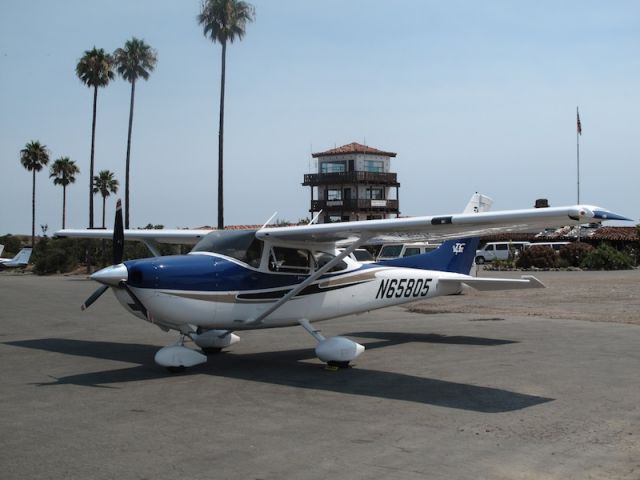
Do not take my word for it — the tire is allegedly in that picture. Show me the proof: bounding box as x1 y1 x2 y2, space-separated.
167 366 186 373
201 347 223 355
475 256 485 265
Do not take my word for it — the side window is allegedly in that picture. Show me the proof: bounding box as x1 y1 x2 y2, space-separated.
403 247 421 257
269 247 311 273
485 245 494 251
496 244 508 251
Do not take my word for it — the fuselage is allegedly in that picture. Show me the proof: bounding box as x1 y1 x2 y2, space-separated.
112 251 466 332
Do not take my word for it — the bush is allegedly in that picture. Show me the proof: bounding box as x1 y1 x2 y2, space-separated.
580 243 634 270
559 242 594 267
32 237 78 274
0 234 24 256
516 245 557 269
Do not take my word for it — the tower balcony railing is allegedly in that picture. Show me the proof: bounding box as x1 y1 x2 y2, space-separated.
303 171 399 186
311 199 399 212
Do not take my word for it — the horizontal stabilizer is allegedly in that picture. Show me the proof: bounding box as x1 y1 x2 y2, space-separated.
440 275 545 291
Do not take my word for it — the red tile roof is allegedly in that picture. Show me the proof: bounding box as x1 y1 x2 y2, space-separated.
312 142 397 158
590 226 639 241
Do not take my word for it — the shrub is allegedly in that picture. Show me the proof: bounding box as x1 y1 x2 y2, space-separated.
580 243 634 270
516 245 557 269
623 244 640 267
32 237 78 274
559 242 594 267
0 234 24 256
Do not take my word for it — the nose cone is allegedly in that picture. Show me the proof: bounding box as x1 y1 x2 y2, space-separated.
90 263 128 287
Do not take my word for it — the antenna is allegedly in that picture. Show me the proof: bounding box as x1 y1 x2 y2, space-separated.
260 212 278 229
309 210 323 225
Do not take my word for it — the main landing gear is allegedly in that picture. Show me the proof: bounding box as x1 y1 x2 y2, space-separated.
299 319 365 369
154 329 240 373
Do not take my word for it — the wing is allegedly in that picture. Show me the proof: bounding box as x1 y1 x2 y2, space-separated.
256 205 630 246
54 229 211 246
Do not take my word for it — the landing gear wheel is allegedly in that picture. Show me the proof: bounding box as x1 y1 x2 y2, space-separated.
166 366 186 374
327 360 351 369
201 347 223 355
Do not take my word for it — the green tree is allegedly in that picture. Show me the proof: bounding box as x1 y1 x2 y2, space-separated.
76 47 115 229
113 38 158 229
92 170 119 229
198 0 255 230
49 157 80 229
20 141 50 248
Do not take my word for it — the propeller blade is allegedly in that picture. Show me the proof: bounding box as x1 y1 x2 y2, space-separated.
81 284 109 311
120 281 148 318
113 199 124 265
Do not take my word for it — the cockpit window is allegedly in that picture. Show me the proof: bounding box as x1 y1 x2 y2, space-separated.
192 230 263 268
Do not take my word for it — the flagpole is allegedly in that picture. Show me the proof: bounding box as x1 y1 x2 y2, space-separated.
577 106 580 204
576 106 581 242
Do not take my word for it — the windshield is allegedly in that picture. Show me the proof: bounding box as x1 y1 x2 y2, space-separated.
192 230 263 267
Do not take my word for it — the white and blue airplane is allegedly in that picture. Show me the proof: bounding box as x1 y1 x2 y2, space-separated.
56 198 629 371
0 247 33 270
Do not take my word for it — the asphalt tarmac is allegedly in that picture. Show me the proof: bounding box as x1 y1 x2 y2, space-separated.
1 273 639 480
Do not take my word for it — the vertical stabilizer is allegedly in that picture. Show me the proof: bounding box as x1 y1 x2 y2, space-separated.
376 238 480 274
463 193 493 214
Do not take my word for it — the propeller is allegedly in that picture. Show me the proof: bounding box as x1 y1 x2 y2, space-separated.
81 199 125 310
81 284 109 311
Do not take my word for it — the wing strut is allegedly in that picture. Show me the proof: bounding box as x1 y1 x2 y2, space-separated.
247 237 370 326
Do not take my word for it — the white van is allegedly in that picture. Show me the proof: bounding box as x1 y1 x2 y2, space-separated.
376 242 441 261
475 241 530 264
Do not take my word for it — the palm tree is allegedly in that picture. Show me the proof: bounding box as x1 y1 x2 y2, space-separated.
76 47 115 229
49 157 80 229
92 170 119 229
20 141 50 248
198 0 255 230
113 38 158 230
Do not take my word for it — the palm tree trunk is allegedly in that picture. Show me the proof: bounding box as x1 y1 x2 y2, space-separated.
62 185 67 229
102 195 106 229
125 80 136 229
89 85 98 229
31 169 36 248
217 40 226 230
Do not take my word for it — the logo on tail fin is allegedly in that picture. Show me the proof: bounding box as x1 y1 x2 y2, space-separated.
453 243 465 254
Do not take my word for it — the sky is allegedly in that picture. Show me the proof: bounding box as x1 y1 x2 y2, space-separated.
1 0 639 236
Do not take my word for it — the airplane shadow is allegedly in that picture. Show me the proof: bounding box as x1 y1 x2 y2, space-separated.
5 334 550 413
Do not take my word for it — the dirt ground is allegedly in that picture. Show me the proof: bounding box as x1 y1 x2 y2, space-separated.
410 269 640 325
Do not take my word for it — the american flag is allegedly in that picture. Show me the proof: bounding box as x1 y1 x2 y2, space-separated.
577 109 582 135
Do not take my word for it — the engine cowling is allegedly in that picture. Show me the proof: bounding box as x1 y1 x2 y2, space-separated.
315 336 365 363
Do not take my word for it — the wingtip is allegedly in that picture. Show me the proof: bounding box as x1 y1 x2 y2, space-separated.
592 210 633 222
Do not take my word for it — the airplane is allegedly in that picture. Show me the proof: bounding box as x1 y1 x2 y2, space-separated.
55 199 630 372
0 247 33 270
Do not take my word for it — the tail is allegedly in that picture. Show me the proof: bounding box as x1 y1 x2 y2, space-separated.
375 237 480 274
12 248 33 265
